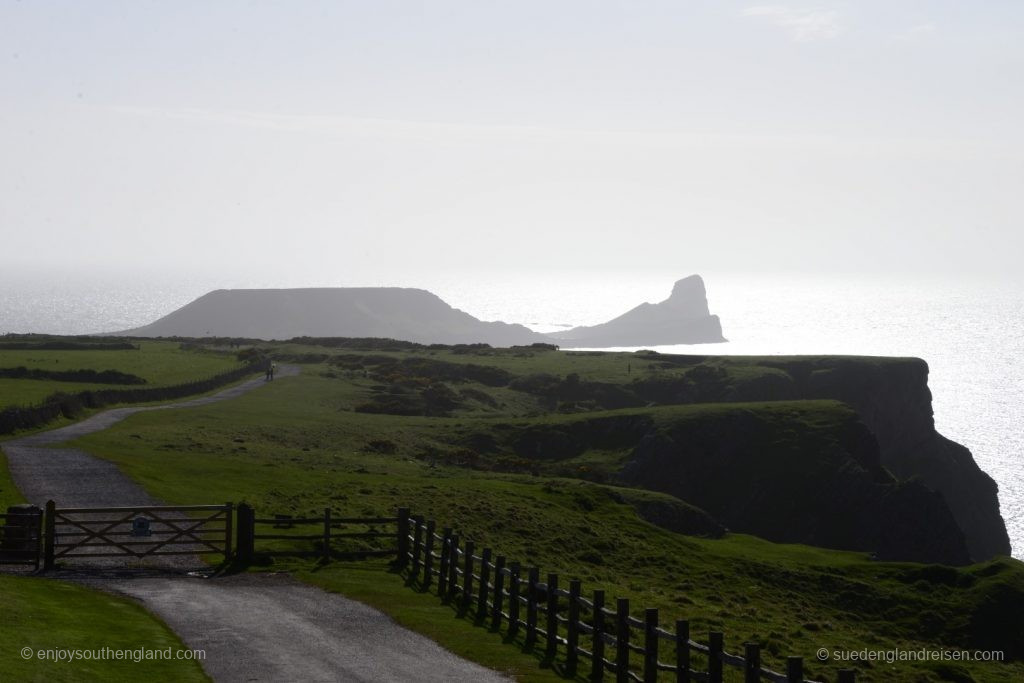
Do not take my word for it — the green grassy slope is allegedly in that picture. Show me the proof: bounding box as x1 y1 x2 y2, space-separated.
68 354 1024 682
0 575 208 682
0 340 242 410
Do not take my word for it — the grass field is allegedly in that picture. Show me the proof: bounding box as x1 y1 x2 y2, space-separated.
66 350 1024 682
0 445 24 509
0 575 208 682
0 341 243 410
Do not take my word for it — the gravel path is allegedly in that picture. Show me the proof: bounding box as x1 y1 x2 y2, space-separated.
99 573 509 683
3 366 299 511
1 366 510 682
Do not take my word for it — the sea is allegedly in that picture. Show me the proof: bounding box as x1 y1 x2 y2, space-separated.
1 267 1021 560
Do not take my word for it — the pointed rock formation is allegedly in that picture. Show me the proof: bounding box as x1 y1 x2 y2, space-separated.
549 275 726 347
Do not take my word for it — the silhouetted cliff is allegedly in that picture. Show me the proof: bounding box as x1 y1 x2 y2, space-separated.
121 288 550 346
550 275 726 347
119 275 726 347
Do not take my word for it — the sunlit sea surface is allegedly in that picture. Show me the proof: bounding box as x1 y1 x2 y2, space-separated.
1 268 1020 559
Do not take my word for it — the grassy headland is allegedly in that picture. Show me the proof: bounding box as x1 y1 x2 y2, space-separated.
60 341 1023 682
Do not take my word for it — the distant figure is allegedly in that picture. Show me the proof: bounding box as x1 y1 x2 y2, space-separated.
265 361 273 382
270 362 277 381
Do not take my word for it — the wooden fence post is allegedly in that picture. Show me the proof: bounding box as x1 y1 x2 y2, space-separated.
545 573 559 661
223 502 234 560
591 589 606 682
525 567 539 647
446 534 460 602
508 561 521 637
422 520 436 587
708 632 724 683
43 499 56 571
396 507 410 567
462 540 475 613
322 507 331 562
438 527 452 598
675 620 690 683
644 609 658 683
477 547 492 620
411 516 424 578
236 502 254 563
567 579 581 675
616 598 630 683
744 643 760 683
786 656 803 683
491 555 506 630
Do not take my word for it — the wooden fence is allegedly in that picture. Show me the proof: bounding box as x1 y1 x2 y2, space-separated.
235 503 399 562
396 510 857 683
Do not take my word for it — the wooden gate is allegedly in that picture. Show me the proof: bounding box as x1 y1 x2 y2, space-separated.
43 501 233 569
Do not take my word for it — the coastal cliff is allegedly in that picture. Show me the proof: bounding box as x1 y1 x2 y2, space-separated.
758 357 1011 561
627 354 1011 561
463 401 972 564
618 403 972 565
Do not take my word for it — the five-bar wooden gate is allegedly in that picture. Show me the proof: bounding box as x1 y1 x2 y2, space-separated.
43 500 233 569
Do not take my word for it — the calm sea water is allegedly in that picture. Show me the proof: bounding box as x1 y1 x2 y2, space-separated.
1 268 1020 559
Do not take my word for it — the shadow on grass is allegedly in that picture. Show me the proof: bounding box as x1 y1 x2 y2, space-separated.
390 563 585 681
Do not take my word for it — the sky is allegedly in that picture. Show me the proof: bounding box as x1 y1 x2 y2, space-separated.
2 1 1023 283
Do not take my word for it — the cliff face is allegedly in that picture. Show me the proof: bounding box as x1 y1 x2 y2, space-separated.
549 275 726 347
759 358 1011 561
617 403 972 565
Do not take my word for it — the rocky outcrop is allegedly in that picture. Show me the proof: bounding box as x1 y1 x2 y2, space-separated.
759 357 1011 561
616 354 1010 562
547 275 726 347
619 402 972 565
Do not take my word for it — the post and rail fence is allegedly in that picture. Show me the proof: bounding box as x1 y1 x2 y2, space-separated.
234 503 400 563
394 509 858 683
1 503 858 681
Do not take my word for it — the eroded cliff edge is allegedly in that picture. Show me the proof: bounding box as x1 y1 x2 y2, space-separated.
628 354 1011 561
757 357 1012 561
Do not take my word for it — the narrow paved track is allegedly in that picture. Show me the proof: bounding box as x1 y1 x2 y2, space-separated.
1 366 510 682
4 366 299 511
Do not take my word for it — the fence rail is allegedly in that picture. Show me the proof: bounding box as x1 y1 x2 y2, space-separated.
396 511 857 683
15 502 861 681
235 504 400 561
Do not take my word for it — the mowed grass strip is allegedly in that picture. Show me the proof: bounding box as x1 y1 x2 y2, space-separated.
0 575 208 683
70 368 1024 682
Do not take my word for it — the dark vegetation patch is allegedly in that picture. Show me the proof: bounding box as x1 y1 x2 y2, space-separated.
0 361 260 435
0 334 139 351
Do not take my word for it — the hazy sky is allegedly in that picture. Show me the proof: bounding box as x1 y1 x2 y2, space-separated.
2 1 1023 282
